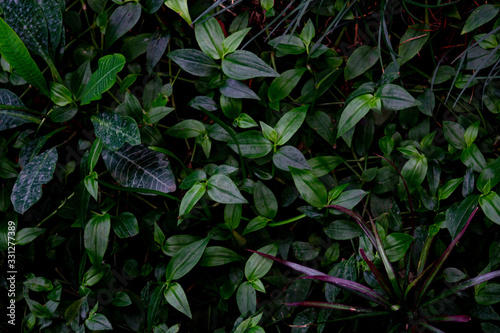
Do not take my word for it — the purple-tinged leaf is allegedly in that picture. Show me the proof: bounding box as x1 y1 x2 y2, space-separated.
417 207 479 305
427 315 471 323
420 270 500 308
326 205 376 247
359 248 393 298
285 301 375 313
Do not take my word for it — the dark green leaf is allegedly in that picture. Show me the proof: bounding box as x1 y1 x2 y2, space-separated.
200 246 245 266
461 143 487 173
337 94 373 138
24 276 53 292
329 190 368 213
401 156 428 193
164 282 192 318
228 131 272 158
289 166 327 208
324 220 362 240
222 50 279 80
479 192 500 225
478 158 500 193
245 243 278 280
306 111 335 145
112 212 139 238
268 35 305 55
275 105 308 145
236 281 256 315
147 30 169 74
220 95 242 118
91 112 140 150
165 0 191 25
165 237 210 281
16 227 45 245
81 54 126 105
476 284 500 305
383 233 413 262
168 49 219 77
398 24 429 64
105 3 141 48
206 174 248 204
254 181 278 219
443 121 466 149
222 28 251 55
268 67 307 102
0 89 40 131
195 18 224 59
179 183 206 222
147 285 165 331
85 313 113 330
84 214 111 267
438 178 463 201
375 84 420 111
446 195 479 238
273 146 310 171
189 96 218 112
166 119 206 138
344 46 379 80
462 4 499 35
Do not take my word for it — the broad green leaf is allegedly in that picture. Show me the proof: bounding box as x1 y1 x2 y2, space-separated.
147 30 170 74
337 94 373 138
236 281 256 315
446 195 479 238
443 121 466 149
82 267 104 287
178 183 206 222
163 235 200 256
0 17 48 95
260 121 277 142
179 170 207 189
166 119 206 138
443 267 467 283
165 0 192 25
273 145 310 171
344 46 379 80
222 50 279 80
300 19 315 48
220 79 260 100
81 54 126 105
478 158 500 193
224 203 242 230
268 35 305 55
11 148 58 214
431 65 455 84
325 255 357 301
464 121 479 147
289 166 327 208
49 105 77 123
16 227 45 245
189 96 218 112
222 28 251 55
243 216 270 235
102 144 176 194
479 192 500 225
195 18 224 59
49 82 73 106
36 0 64 55
417 89 435 116
398 23 429 64
0 89 40 131
85 313 113 330
229 12 249 34
401 156 428 193
165 237 210 281
375 84 420 111
84 214 111 267
261 0 273 11
164 282 192 318
268 68 307 102
476 284 500 305
308 156 344 178
105 3 141 48
245 243 278 280
292 241 319 261
220 95 242 119
275 105 308 145
144 0 163 13
112 212 139 238
306 111 335 145
438 178 463 201
147 285 165 331
300 68 342 104
200 246 245 266
206 174 248 204
168 49 219 77
112 291 132 307
24 275 52 292
254 181 277 219
461 143 487 173
84 173 98 200
324 220 362 240
462 4 499 35
328 190 367 214
233 113 258 128
383 233 413 262
91 112 140 150
227 131 272 158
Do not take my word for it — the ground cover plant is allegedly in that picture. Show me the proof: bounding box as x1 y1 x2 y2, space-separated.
1 0 500 332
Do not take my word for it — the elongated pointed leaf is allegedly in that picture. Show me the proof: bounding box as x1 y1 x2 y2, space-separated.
478 158 500 193
245 244 278 280
275 105 308 146
147 30 170 74
375 84 420 111
11 148 58 214
105 3 142 48
37 0 64 55
273 146 311 171
195 18 224 59
178 183 206 222
289 166 327 208
222 28 251 55
479 192 500 224
0 90 40 131
165 237 210 281
227 131 272 158
337 94 373 138
168 49 219 77
401 156 428 193
0 17 48 95
81 54 126 105
268 67 307 102
462 4 499 35
222 50 279 80
220 79 260 100
84 214 111 267
102 144 176 194
91 112 140 150
398 23 429 64
147 285 165 331
165 0 192 25
164 282 192 318
344 46 379 80
206 174 248 204
285 301 375 313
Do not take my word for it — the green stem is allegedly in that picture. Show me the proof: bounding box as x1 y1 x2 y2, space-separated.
268 214 307 227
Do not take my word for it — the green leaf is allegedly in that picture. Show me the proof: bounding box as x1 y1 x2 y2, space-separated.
344 46 379 80
443 267 467 283
195 18 224 59
179 170 207 189
112 212 139 238
91 112 140 150
383 233 414 262
224 203 242 230
220 79 260 100
85 313 113 330
306 111 335 145
200 246 245 266
443 121 466 149
105 3 141 48
49 82 73 106
324 219 362 240
81 54 126 105
275 105 308 145
0 17 48 95
479 192 500 225
300 19 315 48
112 291 132 307
147 285 165 331
16 227 45 245
84 173 99 200
166 119 206 138
462 4 499 35
446 195 479 238
227 131 272 158
243 216 270 235
165 0 191 25
254 181 278 219
268 67 307 102
273 145 311 171
461 143 487 173
189 96 218 112
308 156 344 178
438 178 463 201
11 148 58 214
261 0 273 11
24 276 53 292
0 89 40 131
476 283 500 305
337 94 373 138
222 28 251 55
375 84 420 111
328 190 368 213
289 166 327 208
260 121 277 142
165 237 210 281
164 282 192 318
102 144 176 194
401 156 428 193
49 105 77 123
163 235 200 256
398 23 430 64
147 30 170 74
168 49 219 77
236 281 257 315
245 243 278 280
84 214 111 267
477 158 500 193
178 183 206 222
222 50 279 80
464 121 479 147
206 174 248 204
220 95 242 119
268 35 305 55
